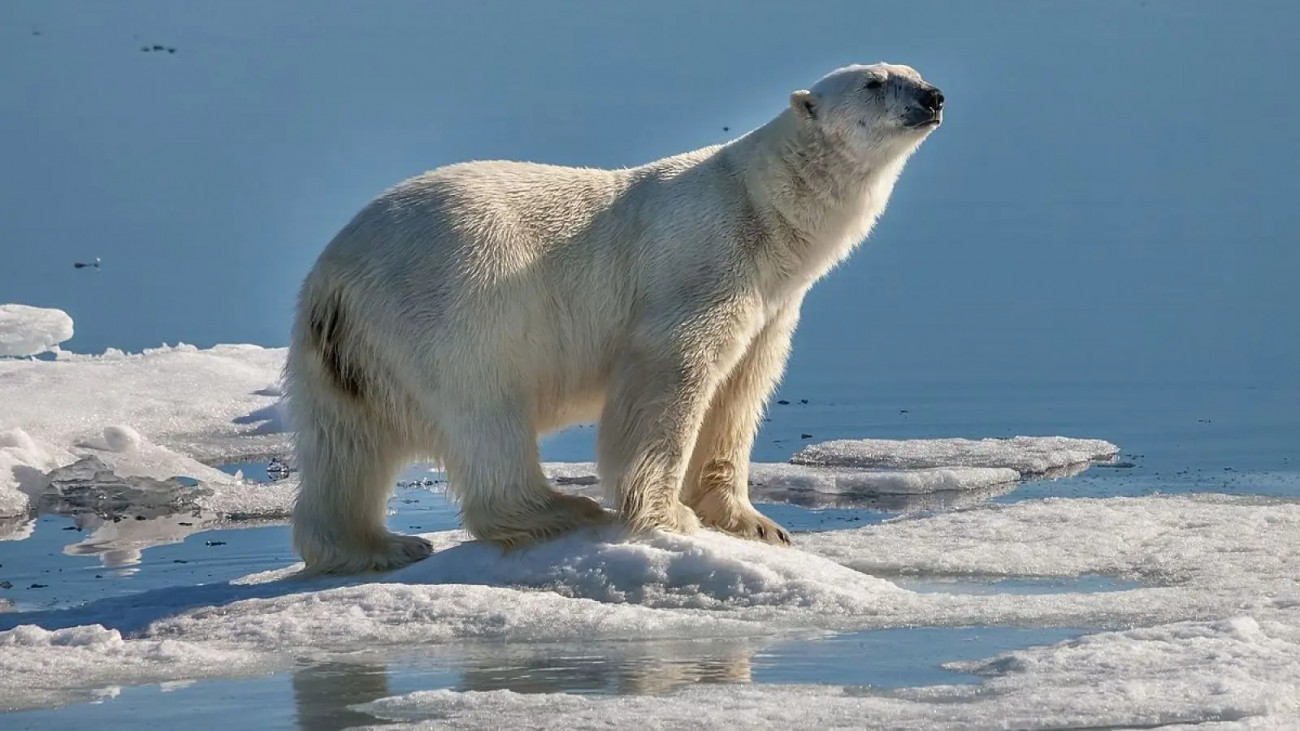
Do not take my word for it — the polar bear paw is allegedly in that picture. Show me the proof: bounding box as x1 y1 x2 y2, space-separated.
469 492 612 549
379 533 438 569
720 508 792 546
297 531 435 575
690 494 791 546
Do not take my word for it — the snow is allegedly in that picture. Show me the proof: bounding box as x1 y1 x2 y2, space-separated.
132 496 1300 646
0 304 74 357
0 342 290 464
144 524 908 652
0 427 75 520
791 435 1120 475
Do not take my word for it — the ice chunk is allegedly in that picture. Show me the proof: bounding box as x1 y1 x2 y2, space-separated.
0 304 74 357
543 461 601 487
791 436 1119 475
0 624 282 712
749 462 1019 497
43 455 292 522
193 478 294 520
43 456 212 516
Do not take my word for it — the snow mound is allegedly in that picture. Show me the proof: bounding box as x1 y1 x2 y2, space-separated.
146 525 907 652
88 424 143 453
0 624 281 713
791 435 1120 475
0 304 74 357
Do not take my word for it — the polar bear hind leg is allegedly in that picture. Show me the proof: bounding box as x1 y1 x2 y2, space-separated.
437 391 609 548
290 392 434 575
288 288 435 574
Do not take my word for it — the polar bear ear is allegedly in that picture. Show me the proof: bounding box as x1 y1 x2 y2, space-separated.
790 90 818 121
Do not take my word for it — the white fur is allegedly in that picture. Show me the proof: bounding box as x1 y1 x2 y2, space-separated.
287 63 943 574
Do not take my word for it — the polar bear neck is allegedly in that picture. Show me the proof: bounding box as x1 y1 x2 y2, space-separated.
722 111 914 278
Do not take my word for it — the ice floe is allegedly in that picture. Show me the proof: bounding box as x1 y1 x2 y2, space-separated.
0 304 74 358
0 624 281 713
792 435 1119 475
543 436 1116 509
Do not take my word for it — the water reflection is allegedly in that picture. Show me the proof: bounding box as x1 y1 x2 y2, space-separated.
62 513 217 570
285 638 762 728
291 662 392 730
451 638 757 695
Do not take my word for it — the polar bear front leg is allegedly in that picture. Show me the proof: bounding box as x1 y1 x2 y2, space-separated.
683 305 800 545
597 313 751 536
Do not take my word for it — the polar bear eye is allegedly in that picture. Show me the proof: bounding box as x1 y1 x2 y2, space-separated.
865 79 883 91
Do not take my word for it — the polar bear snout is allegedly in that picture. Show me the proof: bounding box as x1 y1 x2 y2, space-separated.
919 87 944 113
903 85 944 129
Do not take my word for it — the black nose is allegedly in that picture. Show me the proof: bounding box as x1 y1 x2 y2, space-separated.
921 87 944 112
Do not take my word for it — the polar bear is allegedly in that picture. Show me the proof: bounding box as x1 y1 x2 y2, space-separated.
287 63 944 574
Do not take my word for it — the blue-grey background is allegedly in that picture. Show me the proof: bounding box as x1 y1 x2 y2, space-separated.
2 0 1296 388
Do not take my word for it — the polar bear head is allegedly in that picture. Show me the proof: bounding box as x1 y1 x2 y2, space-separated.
789 63 943 164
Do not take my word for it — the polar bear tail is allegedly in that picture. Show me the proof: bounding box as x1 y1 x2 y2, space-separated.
301 287 366 402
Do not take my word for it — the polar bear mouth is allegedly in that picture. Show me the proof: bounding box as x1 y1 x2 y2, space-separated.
903 112 943 129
